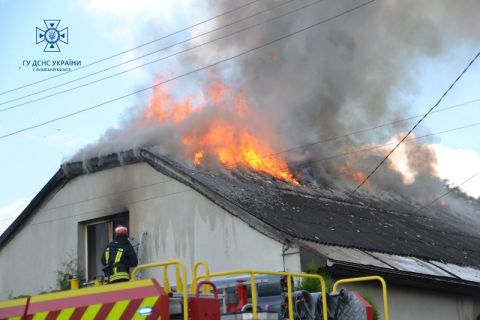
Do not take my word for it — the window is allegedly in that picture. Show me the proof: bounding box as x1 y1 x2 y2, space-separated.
82 212 129 281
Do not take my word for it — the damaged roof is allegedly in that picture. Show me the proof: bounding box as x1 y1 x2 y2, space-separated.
139 148 480 267
2 147 480 290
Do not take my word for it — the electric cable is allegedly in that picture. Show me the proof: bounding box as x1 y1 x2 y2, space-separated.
0 0 303 110
416 170 480 212
288 121 480 169
265 98 480 158
20 188 195 228
0 0 377 139
1 116 477 224
344 48 480 200
1 98 479 222
0 0 262 96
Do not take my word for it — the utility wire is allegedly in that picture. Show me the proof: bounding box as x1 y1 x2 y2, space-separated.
0 178 174 221
0 0 377 140
0 0 261 96
1 118 478 224
416 170 480 213
289 121 480 169
1 103 478 223
266 98 480 158
344 49 480 200
0 0 302 110
22 188 195 228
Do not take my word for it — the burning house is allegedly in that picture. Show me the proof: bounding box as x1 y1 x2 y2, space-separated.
2 51 480 320
1 146 480 319
2 0 480 318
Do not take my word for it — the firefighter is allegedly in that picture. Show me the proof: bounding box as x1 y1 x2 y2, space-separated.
101 225 138 284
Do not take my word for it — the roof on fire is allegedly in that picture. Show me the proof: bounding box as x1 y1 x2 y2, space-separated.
1 147 480 293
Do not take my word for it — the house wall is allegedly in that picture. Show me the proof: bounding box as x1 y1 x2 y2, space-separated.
343 281 480 320
0 162 300 300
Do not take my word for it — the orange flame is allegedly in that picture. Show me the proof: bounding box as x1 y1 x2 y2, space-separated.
146 77 197 124
145 76 299 185
235 94 249 116
341 162 369 185
184 121 298 185
193 151 204 166
206 81 229 105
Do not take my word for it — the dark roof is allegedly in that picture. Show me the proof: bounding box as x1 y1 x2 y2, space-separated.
2 148 480 289
141 148 480 267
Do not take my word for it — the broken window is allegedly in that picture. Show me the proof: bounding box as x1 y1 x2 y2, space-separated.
83 212 129 282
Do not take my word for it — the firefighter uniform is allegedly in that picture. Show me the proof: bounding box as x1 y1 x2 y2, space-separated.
101 228 138 283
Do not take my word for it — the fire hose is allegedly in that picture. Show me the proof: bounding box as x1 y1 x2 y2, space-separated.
292 289 349 320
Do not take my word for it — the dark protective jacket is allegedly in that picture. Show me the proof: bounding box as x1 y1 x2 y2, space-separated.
101 236 138 283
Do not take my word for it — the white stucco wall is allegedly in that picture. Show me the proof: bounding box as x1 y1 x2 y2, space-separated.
0 163 300 299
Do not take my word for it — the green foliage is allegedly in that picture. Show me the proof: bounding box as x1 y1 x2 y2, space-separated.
296 261 334 293
358 292 380 320
295 261 381 320
55 252 84 291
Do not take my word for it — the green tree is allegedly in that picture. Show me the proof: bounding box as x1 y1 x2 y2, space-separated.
296 261 334 293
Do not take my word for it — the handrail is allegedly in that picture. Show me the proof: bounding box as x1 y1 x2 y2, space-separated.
191 260 211 294
131 259 189 320
196 269 328 320
332 275 389 320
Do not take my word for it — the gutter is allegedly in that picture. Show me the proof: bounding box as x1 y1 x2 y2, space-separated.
324 259 480 296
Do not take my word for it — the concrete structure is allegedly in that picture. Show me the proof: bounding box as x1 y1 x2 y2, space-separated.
1 148 479 319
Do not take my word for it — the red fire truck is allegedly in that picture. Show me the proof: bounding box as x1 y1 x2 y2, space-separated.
0 259 389 320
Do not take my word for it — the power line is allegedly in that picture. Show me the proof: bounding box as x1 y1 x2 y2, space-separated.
1 94 479 221
1 118 478 225
0 0 377 139
1 99 478 223
1 95 479 223
0 178 174 222
344 49 480 201
416 170 480 213
26 188 195 228
0 0 261 97
0 0 302 110
289 120 480 169
266 98 480 158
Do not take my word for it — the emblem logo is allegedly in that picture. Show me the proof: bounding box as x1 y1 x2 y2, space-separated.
36 20 68 52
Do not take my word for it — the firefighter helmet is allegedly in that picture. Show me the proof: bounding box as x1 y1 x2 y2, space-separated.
114 225 128 237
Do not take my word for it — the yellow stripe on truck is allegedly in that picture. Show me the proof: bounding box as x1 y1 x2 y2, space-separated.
8 317 22 320
132 296 159 320
31 279 153 302
80 303 102 319
0 298 27 308
57 307 76 320
32 311 49 320
106 300 130 320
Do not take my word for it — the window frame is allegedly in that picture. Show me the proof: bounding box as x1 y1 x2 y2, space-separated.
80 212 129 282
